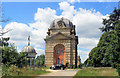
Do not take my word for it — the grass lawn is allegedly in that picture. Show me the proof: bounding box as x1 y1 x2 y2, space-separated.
2 65 50 76
11 67 50 76
74 67 118 78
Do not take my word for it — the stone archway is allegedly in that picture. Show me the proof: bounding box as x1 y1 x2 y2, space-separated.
54 44 65 65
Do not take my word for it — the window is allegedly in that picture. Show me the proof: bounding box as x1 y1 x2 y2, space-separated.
61 49 63 55
61 59 63 64
57 49 59 55
57 58 60 64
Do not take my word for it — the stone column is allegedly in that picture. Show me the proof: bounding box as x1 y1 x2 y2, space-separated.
30 58 32 70
25 57 27 68
33 58 35 70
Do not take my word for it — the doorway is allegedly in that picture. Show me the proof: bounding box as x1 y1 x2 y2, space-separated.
54 44 65 65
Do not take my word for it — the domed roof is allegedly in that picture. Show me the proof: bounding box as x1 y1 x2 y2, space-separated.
50 17 74 28
22 46 36 53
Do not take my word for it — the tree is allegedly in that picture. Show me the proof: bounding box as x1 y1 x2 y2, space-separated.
0 37 10 46
99 8 120 32
85 22 120 67
2 44 17 65
35 55 45 67
85 8 120 67
2 43 26 68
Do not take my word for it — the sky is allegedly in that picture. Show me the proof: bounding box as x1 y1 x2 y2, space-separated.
1 0 120 2
1 0 119 63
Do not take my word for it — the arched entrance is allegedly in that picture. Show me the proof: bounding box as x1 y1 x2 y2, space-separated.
54 44 65 65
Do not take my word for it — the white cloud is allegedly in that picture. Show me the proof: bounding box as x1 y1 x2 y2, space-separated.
0 25 2 29
35 48 45 55
34 8 57 23
73 8 103 38
78 50 90 63
59 2 77 20
4 22 31 46
59 2 103 38
4 2 107 62
78 38 99 49
67 0 80 3
29 21 49 48
29 7 58 48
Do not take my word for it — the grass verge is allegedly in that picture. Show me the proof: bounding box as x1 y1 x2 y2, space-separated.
74 67 118 78
2 65 50 76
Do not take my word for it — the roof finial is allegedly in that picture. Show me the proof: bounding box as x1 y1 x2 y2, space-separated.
28 36 30 46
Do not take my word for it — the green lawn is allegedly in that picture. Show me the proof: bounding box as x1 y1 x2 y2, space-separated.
74 67 118 78
2 65 50 76
12 67 50 76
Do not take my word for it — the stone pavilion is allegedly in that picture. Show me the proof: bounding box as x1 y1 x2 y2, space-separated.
44 17 81 67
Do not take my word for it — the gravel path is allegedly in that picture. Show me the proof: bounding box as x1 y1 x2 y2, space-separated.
36 69 81 78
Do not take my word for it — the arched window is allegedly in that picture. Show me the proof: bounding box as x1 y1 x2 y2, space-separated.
57 49 59 55
57 58 60 64
61 49 63 55
61 59 63 64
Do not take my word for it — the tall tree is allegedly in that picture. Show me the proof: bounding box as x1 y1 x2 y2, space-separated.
85 8 120 67
99 8 120 32
2 43 27 67
35 55 45 67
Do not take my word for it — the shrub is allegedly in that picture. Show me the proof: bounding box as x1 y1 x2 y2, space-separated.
112 63 117 68
116 64 120 76
70 64 73 69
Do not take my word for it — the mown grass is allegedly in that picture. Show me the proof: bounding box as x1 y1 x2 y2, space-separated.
74 67 118 78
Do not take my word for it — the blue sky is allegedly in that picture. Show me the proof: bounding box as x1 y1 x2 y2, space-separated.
1 1 118 63
2 2 118 27
1 0 120 2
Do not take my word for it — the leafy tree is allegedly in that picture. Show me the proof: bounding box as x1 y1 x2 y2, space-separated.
35 55 45 67
116 64 120 76
85 29 120 67
99 8 120 32
2 45 18 65
2 43 26 68
15 52 27 68
85 8 120 67
0 37 10 46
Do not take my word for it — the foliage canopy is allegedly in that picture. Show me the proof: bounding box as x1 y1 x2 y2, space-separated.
85 8 120 67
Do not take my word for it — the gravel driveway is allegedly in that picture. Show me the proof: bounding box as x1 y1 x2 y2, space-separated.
36 69 81 78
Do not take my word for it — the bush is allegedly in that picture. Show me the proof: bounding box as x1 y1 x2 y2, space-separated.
2 65 22 76
70 64 73 69
112 63 117 68
2 65 11 76
116 64 120 76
